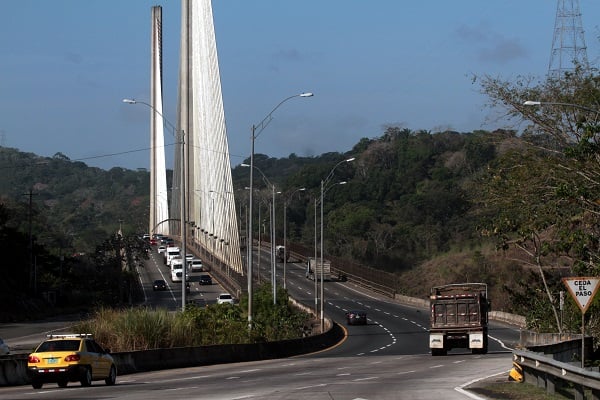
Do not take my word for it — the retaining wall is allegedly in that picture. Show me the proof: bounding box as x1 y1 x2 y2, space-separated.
0 322 344 387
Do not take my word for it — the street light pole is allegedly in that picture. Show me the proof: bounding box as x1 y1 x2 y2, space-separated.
314 197 318 317
242 163 279 305
319 157 355 331
247 92 313 327
283 188 306 290
122 98 188 310
271 183 276 304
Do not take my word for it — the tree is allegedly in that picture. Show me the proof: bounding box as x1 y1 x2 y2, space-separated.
477 68 600 332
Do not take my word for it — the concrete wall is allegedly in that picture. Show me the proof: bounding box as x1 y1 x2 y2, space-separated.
394 294 526 328
0 322 344 387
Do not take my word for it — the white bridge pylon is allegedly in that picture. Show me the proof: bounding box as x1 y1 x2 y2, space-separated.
167 0 243 276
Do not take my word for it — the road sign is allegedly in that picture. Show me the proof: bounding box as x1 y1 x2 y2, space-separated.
562 277 600 313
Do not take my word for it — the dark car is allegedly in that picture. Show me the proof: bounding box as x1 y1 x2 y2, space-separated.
198 274 212 285
346 310 367 325
153 279 167 291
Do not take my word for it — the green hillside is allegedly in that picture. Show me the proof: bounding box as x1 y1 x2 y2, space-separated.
2 69 600 337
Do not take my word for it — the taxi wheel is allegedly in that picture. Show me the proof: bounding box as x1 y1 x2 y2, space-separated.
58 379 68 388
80 366 92 386
105 365 117 386
32 380 43 389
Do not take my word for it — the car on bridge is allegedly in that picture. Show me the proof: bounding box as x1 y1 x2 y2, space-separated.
190 259 203 272
153 279 167 291
199 274 212 285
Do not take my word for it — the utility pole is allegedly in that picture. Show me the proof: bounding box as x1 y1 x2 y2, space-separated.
24 189 37 294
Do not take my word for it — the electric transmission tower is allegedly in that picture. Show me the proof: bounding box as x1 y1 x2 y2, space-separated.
548 0 589 78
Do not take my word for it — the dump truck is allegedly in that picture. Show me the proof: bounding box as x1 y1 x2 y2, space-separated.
429 282 490 356
305 258 331 281
276 245 289 262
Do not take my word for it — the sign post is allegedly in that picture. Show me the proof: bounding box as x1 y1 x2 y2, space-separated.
562 277 600 368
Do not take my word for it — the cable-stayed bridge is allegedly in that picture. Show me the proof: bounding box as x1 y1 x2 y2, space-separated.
129 1 244 302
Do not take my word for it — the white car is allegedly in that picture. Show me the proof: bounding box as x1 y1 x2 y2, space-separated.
217 293 234 305
0 338 9 355
157 245 167 254
190 259 203 272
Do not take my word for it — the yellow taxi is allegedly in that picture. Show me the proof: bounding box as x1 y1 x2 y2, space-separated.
27 333 117 389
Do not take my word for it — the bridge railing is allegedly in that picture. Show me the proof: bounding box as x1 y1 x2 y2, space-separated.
283 242 397 297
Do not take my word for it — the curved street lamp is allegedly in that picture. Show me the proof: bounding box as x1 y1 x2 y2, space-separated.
122 98 189 310
283 187 306 290
242 163 280 305
247 92 313 328
523 100 600 114
320 157 355 331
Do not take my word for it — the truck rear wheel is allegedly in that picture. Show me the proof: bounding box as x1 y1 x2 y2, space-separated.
431 348 447 356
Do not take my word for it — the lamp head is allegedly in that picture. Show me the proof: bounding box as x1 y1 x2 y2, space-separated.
122 98 137 104
523 101 541 106
300 92 314 97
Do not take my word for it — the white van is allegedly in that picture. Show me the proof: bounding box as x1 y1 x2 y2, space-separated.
170 258 184 271
165 247 180 265
171 265 188 282
171 268 182 282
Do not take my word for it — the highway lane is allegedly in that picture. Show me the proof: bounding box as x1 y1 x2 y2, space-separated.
264 252 520 357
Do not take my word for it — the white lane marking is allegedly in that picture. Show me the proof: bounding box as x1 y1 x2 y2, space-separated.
295 383 328 390
455 370 510 400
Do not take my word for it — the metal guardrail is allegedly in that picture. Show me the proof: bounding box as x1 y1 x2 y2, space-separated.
513 348 600 398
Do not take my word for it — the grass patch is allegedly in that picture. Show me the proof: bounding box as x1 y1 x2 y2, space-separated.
469 380 574 400
74 284 311 352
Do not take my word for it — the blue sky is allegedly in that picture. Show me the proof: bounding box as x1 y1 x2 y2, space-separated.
1 1 599 170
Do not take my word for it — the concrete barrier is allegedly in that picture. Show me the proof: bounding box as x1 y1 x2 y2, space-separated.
0 322 345 386
0 355 29 386
393 294 526 328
